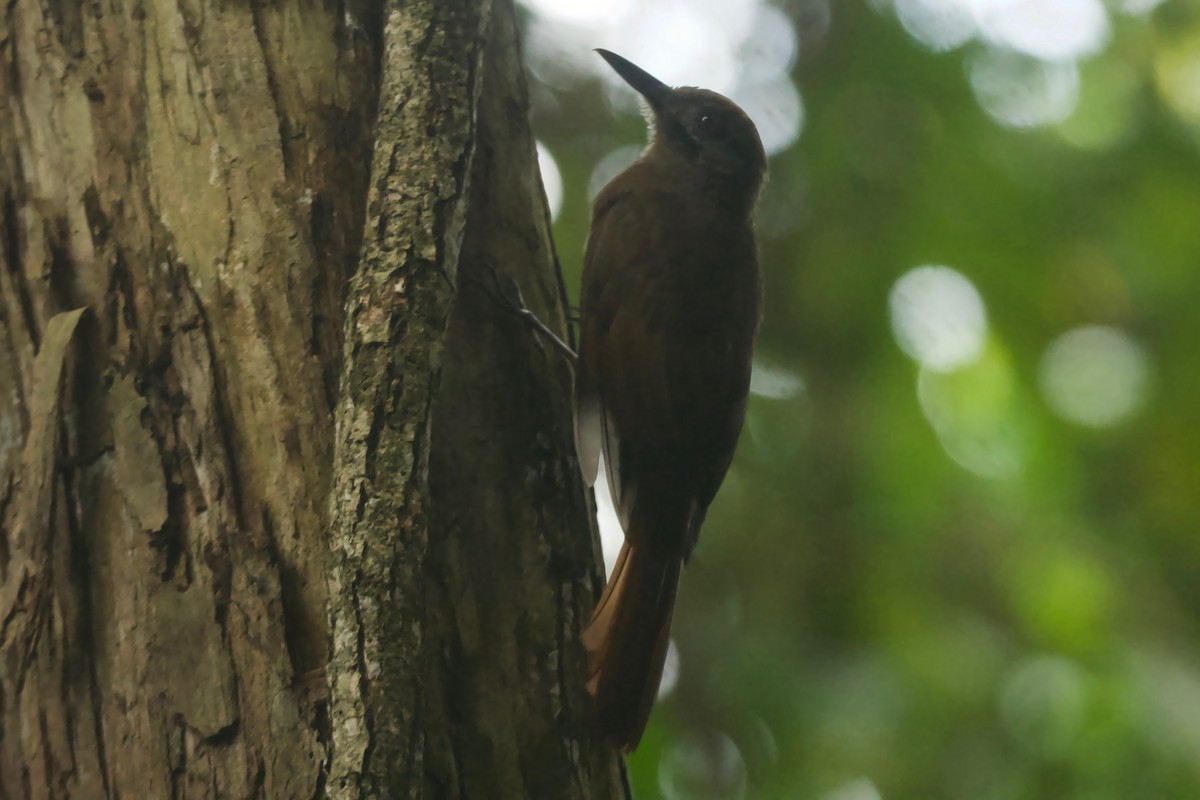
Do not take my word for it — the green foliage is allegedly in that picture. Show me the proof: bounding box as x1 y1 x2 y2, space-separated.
530 2 1200 796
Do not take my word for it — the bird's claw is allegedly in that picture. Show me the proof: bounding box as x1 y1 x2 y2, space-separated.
475 262 530 317
470 261 579 363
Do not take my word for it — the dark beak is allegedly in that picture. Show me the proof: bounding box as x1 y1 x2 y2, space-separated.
595 49 670 110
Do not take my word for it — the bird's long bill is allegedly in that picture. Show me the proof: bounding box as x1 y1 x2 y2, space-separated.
595 49 670 110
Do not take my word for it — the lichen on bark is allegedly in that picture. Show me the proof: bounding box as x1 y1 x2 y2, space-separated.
324 0 493 794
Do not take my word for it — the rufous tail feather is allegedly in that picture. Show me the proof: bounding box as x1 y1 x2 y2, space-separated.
581 541 681 752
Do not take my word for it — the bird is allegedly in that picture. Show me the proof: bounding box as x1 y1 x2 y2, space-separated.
576 49 767 752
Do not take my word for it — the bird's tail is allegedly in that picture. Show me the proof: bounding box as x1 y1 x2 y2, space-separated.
581 540 681 752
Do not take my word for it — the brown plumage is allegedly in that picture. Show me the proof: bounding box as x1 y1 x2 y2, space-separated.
576 50 767 752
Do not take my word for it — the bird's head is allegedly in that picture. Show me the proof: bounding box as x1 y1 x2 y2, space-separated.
596 49 767 202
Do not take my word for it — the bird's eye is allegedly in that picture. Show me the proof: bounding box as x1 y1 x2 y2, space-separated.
696 113 727 140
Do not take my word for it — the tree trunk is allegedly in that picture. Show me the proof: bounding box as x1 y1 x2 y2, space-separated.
0 0 624 797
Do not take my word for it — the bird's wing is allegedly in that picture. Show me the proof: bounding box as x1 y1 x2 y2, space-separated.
576 188 633 494
577 183 690 536
574 186 666 526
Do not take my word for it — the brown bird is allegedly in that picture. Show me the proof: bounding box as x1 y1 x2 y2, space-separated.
577 50 767 751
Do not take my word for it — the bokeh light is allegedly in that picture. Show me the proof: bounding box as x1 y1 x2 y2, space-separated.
917 346 1026 478
1154 30 1200 126
521 0 636 25
894 0 977 52
999 655 1088 756
1039 325 1150 428
658 641 681 700
889 265 988 372
885 0 1111 60
536 141 563 220
594 457 624 578
1133 650 1200 762
519 0 805 156
750 360 805 400
978 0 1110 62
1006 542 1115 652
609 4 741 96
1056 59 1140 150
588 145 642 202
730 76 805 156
740 4 800 83
969 48 1080 128
658 733 747 800
822 778 883 800
1121 0 1167 14
881 0 1113 128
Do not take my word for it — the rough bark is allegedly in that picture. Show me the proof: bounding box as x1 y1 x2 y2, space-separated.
0 0 623 797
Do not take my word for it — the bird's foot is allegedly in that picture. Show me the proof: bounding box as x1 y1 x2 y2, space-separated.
471 262 578 363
